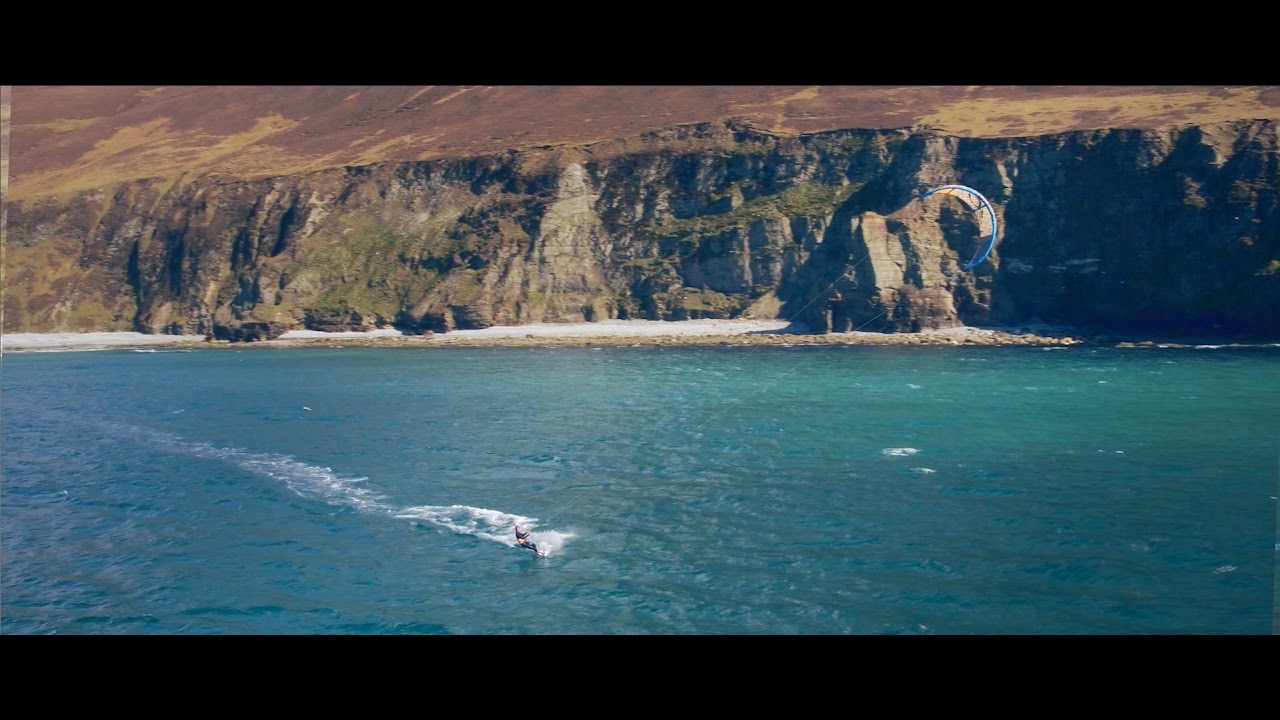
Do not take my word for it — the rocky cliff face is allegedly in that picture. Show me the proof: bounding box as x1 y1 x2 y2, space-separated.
6 120 1278 338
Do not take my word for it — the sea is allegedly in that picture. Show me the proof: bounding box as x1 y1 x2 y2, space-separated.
1 343 1276 634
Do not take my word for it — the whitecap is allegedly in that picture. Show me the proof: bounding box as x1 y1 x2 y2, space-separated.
911 467 935 474
882 448 919 457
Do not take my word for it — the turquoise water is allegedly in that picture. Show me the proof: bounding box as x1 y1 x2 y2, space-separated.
1 344 1275 634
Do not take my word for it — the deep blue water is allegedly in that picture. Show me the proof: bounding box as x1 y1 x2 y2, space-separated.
1 344 1275 634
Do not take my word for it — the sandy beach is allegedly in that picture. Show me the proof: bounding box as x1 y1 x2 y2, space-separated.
0 319 1103 353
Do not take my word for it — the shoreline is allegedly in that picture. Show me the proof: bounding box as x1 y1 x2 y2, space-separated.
2 320 1276 353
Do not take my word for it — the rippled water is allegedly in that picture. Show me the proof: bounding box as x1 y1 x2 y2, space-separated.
2 344 1275 634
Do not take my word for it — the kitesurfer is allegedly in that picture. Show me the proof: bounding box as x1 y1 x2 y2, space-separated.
515 525 540 555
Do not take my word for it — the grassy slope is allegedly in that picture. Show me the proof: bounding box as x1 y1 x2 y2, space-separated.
8 85 1279 201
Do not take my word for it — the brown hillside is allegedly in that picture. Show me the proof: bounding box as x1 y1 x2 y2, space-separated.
8 85 1279 200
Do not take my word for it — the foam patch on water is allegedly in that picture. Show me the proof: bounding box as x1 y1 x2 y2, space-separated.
911 467 936 474
882 448 920 457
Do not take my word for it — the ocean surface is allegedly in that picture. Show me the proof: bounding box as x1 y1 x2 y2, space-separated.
2 343 1276 634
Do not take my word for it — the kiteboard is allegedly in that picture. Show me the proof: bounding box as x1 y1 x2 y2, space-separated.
517 543 547 558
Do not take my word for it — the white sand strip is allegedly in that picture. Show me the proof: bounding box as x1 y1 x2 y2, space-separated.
2 332 206 351
2 321 805 351
434 319 802 339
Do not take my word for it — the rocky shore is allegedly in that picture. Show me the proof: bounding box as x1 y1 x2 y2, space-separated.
0 320 1107 353
6 319 1277 354
283 328 1084 349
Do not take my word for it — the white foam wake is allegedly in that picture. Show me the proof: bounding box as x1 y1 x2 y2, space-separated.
395 505 573 555
185 441 394 514
112 423 570 556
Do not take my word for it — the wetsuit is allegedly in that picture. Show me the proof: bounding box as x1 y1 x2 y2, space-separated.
516 528 539 554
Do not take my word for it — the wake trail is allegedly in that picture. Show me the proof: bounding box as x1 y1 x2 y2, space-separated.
103 422 572 555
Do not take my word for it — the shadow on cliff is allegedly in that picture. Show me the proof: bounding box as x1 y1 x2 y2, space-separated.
775 159 923 333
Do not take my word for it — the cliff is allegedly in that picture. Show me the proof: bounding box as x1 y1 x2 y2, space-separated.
5 116 1278 340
